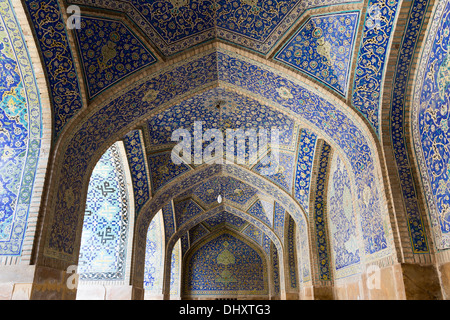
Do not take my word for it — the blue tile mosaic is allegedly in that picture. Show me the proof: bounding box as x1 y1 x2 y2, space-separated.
69 0 361 55
287 215 298 288
413 0 450 249
247 200 272 227
328 153 360 271
174 199 204 228
189 224 210 246
253 151 295 193
123 130 150 216
148 151 191 194
293 129 317 213
144 211 164 292
191 176 258 207
242 224 263 245
203 211 247 230
351 0 400 133
273 202 285 241
184 232 267 295
0 1 42 256
23 0 83 138
162 202 176 244
275 11 360 96
390 0 430 253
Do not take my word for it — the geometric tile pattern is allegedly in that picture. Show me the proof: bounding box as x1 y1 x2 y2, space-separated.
351 0 401 133
0 0 42 255
413 0 450 249
74 16 157 99
390 0 430 253
49 51 219 258
217 52 388 257
144 211 164 292
129 0 216 53
262 233 271 256
23 0 83 138
78 143 130 280
328 153 360 271
275 11 360 96
180 233 189 258
123 130 150 216
293 129 318 214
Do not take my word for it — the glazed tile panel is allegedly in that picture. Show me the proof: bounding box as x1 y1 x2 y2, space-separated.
204 211 247 230
147 87 297 155
253 151 296 193
48 49 390 261
218 51 389 256
287 215 298 288
247 199 272 227
275 11 360 96
23 0 83 138
272 245 280 294
174 199 204 228
69 0 361 56
313 142 332 281
148 151 191 195
242 223 263 245
0 1 42 256
144 211 164 292
130 0 216 45
74 15 157 99
414 0 450 249
293 129 317 213
185 232 267 295
391 0 430 253
191 176 258 206
273 202 285 241
351 0 400 134
162 202 176 244
78 143 130 280
123 130 150 216
189 224 210 245
328 153 360 271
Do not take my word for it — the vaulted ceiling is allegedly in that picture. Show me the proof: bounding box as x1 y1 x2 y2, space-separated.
20 0 433 267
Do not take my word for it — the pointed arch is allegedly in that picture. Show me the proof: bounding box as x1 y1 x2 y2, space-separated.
0 0 52 265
